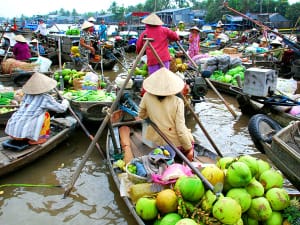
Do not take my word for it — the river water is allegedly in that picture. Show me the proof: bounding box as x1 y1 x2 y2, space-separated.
0 53 270 225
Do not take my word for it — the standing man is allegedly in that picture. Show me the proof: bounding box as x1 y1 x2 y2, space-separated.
34 19 48 43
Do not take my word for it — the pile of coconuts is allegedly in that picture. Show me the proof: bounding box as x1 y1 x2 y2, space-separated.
134 154 295 225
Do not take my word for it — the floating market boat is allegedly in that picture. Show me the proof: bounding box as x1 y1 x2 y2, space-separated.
106 109 300 225
63 89 116 122
248 115 300 190
0 115 77 177
106 111 220 225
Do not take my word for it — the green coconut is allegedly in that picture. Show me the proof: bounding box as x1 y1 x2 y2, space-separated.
265 188 290 211
255 159 271 179
247 197 273 221
242 214 259 225
175 218 198 225
226 188 252 212
136 197 158 220
259 169 284 191
226 161 252 187
245 177 265 198
262 211 283 225
160 213 182 225
216 156 234 170
238 155 259 177
177 176 205 202
212 197 242 224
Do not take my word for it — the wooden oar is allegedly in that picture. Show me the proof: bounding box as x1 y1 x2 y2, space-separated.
175 41 238 118
63 38 152 198
145 39 223 156
54 88 105 159
119 126 134 164
181 96 223 157
146 118 223 195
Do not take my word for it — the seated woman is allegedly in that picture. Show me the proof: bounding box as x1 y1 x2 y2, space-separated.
30 39 46 56
138 68 194 161
12 35 31 61
5 72 69 145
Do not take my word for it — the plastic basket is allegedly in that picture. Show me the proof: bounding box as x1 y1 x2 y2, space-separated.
125 158 148 184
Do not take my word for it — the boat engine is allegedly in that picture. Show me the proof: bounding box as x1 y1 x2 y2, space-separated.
185 75 208 105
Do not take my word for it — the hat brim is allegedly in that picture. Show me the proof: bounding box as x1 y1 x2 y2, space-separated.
143 68 184 96
22 72 57 94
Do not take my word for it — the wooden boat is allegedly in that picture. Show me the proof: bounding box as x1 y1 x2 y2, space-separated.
70 99 113 122
237 94 299 127
248 115 300 190
106 112 219 225
0 115 77 177
107 110 300 225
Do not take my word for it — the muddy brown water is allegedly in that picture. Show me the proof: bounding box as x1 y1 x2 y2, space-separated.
0 54 295 225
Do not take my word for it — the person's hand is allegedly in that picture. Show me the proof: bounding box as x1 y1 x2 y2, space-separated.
184 148 194 161
90 47 95 55
61 99 70 108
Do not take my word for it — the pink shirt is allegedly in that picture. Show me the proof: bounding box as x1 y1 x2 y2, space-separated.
136 25 179 66
13 42 31 60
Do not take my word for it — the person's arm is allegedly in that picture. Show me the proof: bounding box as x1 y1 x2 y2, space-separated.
166 28 180 42
174 98 193 150
80 38 95 54
138 95 148 119
136 31 146 54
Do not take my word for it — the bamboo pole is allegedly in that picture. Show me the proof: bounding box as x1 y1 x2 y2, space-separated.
63 38 152 198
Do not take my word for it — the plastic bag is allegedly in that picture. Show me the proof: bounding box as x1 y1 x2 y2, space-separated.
34 56 52 72
276 78 298 96
84 72 99 83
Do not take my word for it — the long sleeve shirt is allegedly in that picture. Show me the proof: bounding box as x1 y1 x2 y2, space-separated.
5 94 68 141
139 93 193 150
136 25 179 66
13 42 31 60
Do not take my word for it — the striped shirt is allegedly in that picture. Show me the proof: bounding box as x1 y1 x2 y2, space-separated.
5 93 68 141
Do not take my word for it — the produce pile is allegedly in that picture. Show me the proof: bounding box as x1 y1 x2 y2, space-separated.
210 65 245 86
54 69 107 90
63 89 116 102
127 155 299 225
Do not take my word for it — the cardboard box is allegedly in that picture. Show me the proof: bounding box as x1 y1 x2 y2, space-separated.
243 67 277 97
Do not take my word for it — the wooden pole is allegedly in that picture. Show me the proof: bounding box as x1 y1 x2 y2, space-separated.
147 119 223 194
63 38 152 198
144 38 223 156
54 88 105 158
175 41 238 118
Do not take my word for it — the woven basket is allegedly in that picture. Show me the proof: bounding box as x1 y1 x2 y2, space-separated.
223 47 238 54
125 159 148 184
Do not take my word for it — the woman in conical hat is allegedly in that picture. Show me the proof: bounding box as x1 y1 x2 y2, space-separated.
136 13 179 75
5 72 70 145
188 26 201 59
13 34 31 61
139 68 194 161
79 21 96 66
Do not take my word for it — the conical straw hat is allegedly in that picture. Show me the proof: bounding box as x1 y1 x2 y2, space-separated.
22 72 57 94
190 26 200 32
143 67 184 96
141 13 163 26
88 17 96 22
14 35 27 43
81 21 94 30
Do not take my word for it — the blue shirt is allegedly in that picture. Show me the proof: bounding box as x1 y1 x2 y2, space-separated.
31 44 46 55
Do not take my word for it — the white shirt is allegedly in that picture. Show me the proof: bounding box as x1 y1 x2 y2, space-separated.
35 23 48 36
